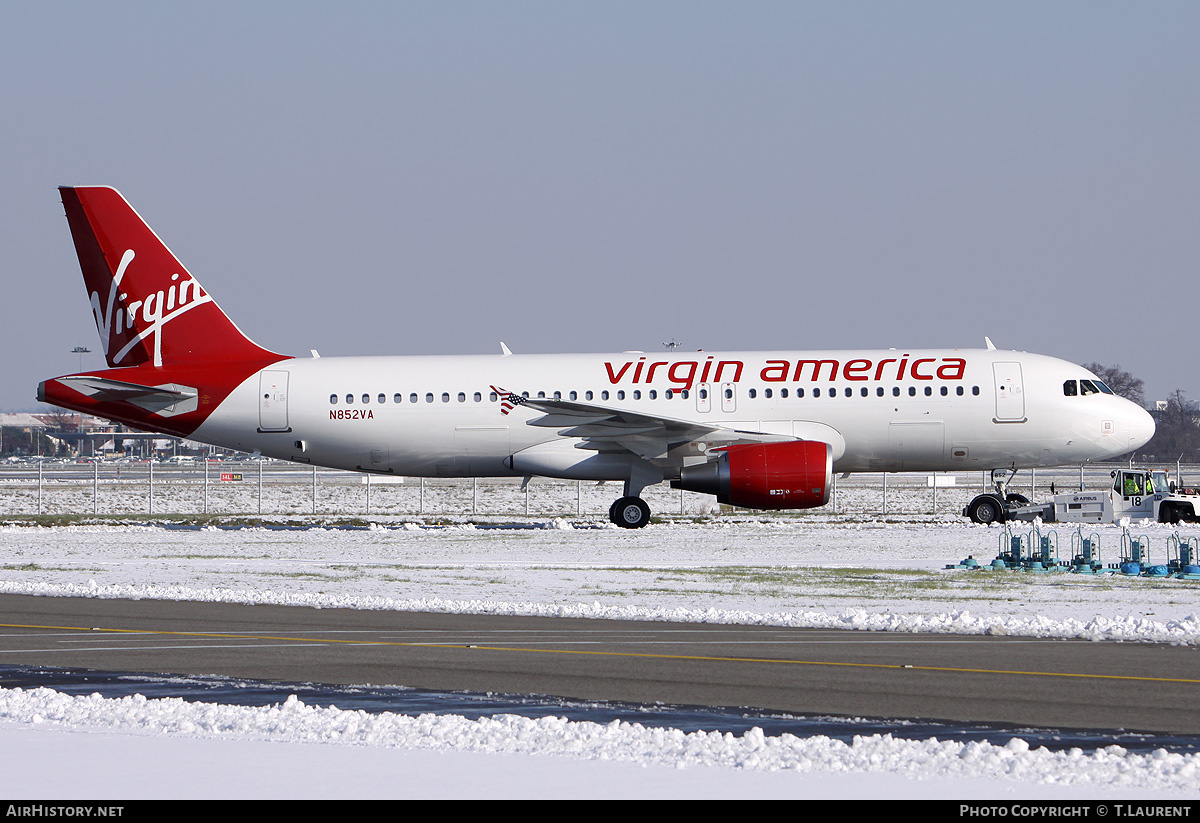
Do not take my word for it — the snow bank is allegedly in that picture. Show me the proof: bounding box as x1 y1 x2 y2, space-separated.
2 686 1197 796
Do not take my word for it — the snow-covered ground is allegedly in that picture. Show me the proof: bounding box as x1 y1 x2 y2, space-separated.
2 471 1200 798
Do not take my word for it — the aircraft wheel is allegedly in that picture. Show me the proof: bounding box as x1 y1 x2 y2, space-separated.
1005 493 1029 506
610 496 651 529
967 494 1005 525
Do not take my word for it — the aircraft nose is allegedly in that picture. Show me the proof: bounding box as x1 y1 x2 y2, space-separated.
1126 403 1156 452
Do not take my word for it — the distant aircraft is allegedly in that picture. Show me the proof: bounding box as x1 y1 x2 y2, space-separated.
39 187 1155 527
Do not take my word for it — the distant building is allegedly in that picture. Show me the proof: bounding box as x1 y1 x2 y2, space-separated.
1153 398 1200 414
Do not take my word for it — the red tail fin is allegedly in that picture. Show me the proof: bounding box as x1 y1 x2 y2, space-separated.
59 186 280 368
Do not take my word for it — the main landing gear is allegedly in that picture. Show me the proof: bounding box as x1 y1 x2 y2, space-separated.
609 496 651 528
607 467 660 528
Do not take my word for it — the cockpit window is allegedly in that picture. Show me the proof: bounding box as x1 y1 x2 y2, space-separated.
1094 380 1114 394
1063 380 1077 396
1079 380 1101 396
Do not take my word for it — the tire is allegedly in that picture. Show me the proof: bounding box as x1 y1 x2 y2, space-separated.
1005 493 1029 506
967 494 1005 525
610 496 651 529
1160 503 1181 525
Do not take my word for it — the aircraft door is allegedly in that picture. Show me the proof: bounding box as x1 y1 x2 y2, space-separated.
258 370 290 432
992 362 1026 423
720 382 737 413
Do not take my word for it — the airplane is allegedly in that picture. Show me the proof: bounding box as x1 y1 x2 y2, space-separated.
38 186 1156 528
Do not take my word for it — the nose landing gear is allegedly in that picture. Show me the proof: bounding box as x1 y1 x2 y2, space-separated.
965 467 1022 524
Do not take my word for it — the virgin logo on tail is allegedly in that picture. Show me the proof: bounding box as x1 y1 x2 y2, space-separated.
88 248 213 368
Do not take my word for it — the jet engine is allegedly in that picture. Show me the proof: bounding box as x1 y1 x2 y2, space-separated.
671 440 833 510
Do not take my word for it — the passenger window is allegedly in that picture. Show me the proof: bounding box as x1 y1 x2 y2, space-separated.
956 386 963 396
346 394 354 404
362 394 370 404
458 392 466 402
378 393 386 404
940 386 948 396
680 389 689 399
394 393 403 403
474 392 482 402
876 387 884 397
617 390 625 400
797 388 804 398
665 389 673 399
586 391 594 400
893 387 900 397
648 390 657 399
426 393 434 403
814 388 821 398
411 393 419 404
909 387 916 396
748 388 757 399
972 386 980 396
844 388 852 397
633 390 641 400
569 391 577 400
442 392 450 403
780 388 788 398
602 391 610 400
330 394 338 405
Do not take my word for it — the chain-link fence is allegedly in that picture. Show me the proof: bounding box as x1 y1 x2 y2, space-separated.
3 460 1196 520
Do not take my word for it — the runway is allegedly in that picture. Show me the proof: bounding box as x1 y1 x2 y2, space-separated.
1 594 1198 735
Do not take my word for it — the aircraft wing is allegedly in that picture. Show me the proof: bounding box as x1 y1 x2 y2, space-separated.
508 395 792 463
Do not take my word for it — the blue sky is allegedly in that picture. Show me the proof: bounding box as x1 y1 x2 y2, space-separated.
2 2 1196 410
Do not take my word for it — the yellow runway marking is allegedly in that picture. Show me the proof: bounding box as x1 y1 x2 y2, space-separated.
3 622 1199 685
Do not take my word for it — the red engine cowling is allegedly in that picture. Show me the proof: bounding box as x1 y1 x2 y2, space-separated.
671 440 832 510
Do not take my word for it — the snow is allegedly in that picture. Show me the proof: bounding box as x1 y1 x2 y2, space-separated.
2 473 1200 798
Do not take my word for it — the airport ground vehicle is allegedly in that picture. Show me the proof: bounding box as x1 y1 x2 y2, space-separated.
964 468 1200 525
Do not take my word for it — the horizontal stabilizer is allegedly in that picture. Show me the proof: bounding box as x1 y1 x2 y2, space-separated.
56 375 199 417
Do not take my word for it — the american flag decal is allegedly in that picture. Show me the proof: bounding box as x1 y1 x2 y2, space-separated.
489 385 525 415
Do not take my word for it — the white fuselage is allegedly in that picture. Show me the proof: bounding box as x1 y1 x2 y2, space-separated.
192 347 1155 482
